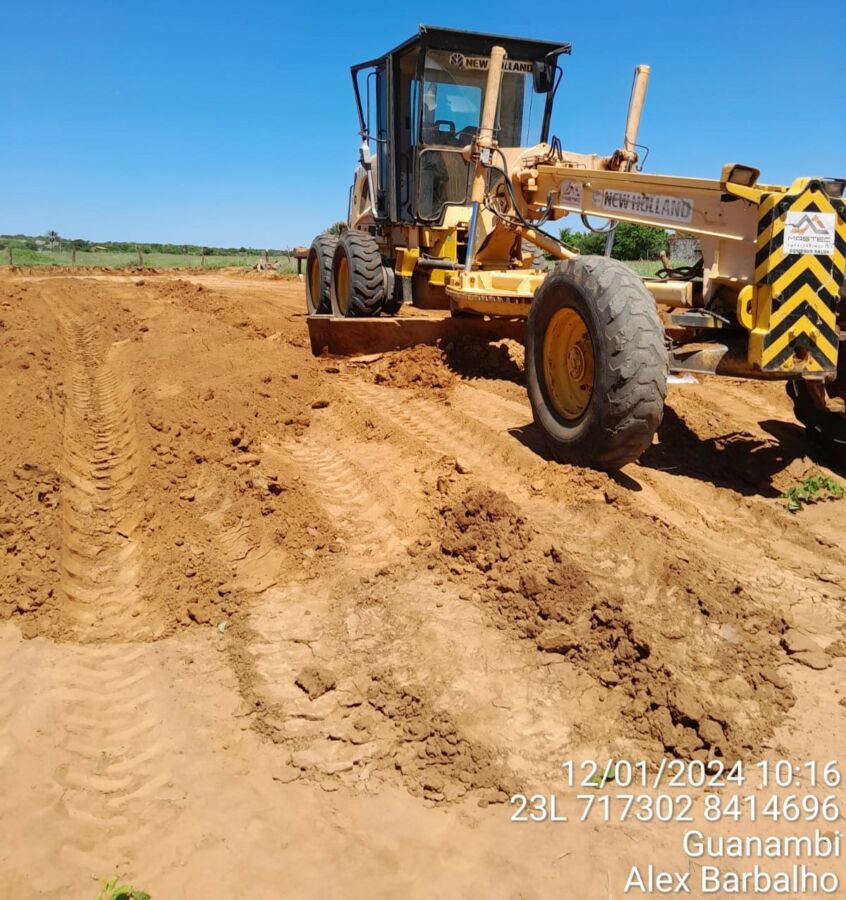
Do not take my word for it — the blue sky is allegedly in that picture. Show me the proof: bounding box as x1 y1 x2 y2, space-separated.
2 1 844 248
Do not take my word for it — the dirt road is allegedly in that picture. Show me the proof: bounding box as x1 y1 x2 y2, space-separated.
1 269 844 898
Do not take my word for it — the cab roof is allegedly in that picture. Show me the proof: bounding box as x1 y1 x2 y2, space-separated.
352 24 571 72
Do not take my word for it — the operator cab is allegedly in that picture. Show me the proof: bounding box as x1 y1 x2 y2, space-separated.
351 25 569 226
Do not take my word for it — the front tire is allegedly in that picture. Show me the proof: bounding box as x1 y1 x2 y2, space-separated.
526 256 668 470
305 234 337 316
330 231 385 318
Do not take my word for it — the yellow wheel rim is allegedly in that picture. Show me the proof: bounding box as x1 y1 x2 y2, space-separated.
336 255 350 316
308 256 320 309
542 307 595 420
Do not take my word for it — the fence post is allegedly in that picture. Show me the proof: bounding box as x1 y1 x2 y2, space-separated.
136 244 144 268
201 247 205 267
6 246 11 266
262 249 269 267
72 247 77 267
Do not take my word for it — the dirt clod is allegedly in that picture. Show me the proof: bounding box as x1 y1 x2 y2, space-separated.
296 667 337 699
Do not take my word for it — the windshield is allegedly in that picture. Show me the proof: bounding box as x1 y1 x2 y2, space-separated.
419 48 545 148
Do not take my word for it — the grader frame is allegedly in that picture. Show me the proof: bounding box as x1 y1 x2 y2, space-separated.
305 26 846 468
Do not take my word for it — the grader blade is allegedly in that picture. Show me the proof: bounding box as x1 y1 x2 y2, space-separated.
306 314 525 356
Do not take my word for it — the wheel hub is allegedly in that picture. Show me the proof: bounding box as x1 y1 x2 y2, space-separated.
542 307 595 420
566 345 586 381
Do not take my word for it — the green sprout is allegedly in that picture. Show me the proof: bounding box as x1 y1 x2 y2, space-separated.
96 876 151 900
783 474 845 513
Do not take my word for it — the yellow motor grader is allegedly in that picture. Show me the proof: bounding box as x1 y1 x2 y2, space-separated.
305 25 846 469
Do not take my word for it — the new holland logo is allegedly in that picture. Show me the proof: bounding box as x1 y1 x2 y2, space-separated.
783 210 836 255
447 53 533 74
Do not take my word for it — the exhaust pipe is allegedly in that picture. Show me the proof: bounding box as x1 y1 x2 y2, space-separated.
606 64 651 257
623 64 650 169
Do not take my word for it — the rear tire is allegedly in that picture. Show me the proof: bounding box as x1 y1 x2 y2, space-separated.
305 234 337 316
526 255 668 470
330 231 385 318
381 266 404 316
787 379 846 457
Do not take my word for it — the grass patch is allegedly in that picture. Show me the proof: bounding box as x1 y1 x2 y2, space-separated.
0 246 297 272
3 247 298 272
625 259 689 277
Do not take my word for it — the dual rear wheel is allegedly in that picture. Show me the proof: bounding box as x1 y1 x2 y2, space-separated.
305 231 394 318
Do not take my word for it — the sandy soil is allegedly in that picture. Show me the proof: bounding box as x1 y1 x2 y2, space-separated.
0 269 844 898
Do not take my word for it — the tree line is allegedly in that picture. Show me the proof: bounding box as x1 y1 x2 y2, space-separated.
559 223 669 260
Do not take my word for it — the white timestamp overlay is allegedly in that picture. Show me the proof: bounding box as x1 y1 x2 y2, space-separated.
509 759 844 896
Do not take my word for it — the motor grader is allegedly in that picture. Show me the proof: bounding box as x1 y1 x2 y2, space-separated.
305 25 846 469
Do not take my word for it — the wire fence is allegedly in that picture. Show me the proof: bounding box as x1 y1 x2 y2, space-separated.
0 245 302 272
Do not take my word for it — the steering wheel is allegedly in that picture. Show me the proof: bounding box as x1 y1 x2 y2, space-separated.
457 125 478 144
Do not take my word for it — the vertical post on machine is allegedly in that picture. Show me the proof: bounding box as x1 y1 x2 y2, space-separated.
605 64 651 258
465 45 507 271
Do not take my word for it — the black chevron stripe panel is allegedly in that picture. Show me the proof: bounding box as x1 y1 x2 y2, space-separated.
764 304 839 353
767 334 832 371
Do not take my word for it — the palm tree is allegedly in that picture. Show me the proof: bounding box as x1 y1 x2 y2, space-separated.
45 230 59 250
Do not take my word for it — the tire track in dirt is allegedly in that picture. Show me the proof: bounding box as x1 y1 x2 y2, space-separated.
56 311 150 640
0 640 22 774
632 463 846 605
224 427 449 794
354 381 546 489
352 379 606 541
281 431 406 562
229 411 587 799
47 301 174 871
453 382 533 431
53 645 175 865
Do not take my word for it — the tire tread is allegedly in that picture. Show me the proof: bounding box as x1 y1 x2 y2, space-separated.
528 255 668 469
332 231 385 317
305 234 338 315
